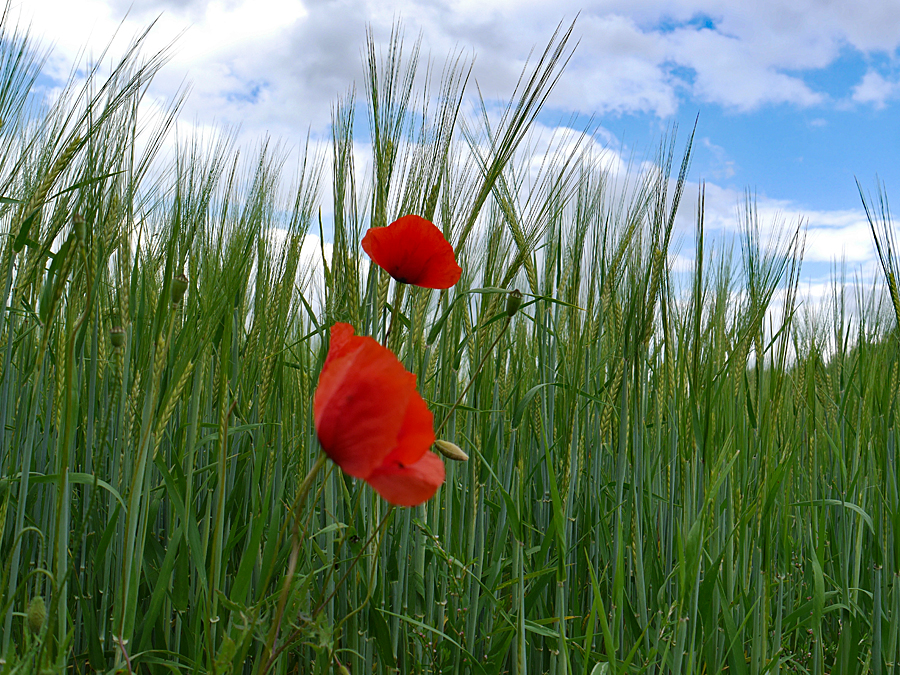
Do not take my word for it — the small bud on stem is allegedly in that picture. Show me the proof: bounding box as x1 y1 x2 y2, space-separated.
506 289 523 317
72 213 86 241
27 596 45 635
435 439 468 462
171 273 188 305
110 326 126 348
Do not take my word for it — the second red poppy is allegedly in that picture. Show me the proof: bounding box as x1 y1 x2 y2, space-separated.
361 214 462 289
314 322 445 506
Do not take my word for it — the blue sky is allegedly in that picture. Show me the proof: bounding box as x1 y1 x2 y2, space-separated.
19 0 900 297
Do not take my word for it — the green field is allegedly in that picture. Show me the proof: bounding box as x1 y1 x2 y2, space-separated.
2 17 900 675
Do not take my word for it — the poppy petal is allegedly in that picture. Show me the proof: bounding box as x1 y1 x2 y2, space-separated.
314 324 415 479
361 214 462 289
322 321 356 368
380 385 435 468
366 451 446 507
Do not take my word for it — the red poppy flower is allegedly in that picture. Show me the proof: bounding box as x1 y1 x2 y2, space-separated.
314 322 445 506
361 214 462 289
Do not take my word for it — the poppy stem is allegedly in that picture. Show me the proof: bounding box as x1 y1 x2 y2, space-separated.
385 281 406 349
315 503 395 620
375 269 391 340
258 451 327 675
264 501 393 675
313 487 366 608
435 315 512 437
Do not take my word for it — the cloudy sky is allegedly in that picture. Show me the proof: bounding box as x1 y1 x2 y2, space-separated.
18 0 900 295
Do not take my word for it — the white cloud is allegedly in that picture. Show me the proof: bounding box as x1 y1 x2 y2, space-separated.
851 70 900 108
700 136 734 179
19 0 900 144
672 180 877 267
558 13 679 116
798 213 875 263
501 123 883 282
13 0 900 295
663 26 825 110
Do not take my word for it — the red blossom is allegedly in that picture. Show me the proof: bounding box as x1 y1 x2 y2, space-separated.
361 214 462 289
313 322 445 506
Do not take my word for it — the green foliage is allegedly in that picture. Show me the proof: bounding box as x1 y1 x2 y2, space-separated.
1 12 899 675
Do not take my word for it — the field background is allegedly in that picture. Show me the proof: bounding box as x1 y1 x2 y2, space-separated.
1 17 899 675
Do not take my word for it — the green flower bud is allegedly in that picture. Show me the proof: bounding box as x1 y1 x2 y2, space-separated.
110 326 125 349
171 273 188 305
506 289 523 317
434 439 468 462
72 213 85 241
27 596 45 635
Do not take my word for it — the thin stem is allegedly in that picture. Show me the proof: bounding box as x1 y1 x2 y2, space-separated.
385 280 407 349
312 483 366 608
259 504 395 675
257 450 328 675
435 315 511 437
329 507 392 635
316 503 395 616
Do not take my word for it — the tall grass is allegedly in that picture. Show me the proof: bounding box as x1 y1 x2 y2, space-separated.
0 13 899 675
